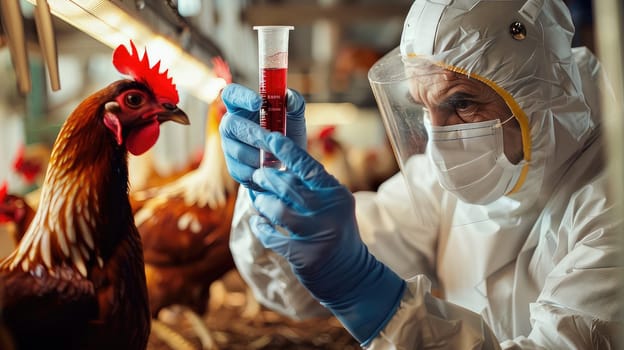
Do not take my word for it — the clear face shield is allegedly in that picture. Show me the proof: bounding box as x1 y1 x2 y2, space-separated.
368 48 431 222
369 47 525 222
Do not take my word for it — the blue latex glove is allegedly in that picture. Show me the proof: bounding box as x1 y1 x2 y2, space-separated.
220 83 306 189
220 111 406 345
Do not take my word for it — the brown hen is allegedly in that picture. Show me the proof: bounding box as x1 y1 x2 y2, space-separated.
0 41 189 350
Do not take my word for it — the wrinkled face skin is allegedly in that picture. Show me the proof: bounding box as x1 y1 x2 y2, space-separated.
408 68 524 164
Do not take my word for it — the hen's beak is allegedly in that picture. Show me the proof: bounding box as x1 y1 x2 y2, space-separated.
158 105 190 125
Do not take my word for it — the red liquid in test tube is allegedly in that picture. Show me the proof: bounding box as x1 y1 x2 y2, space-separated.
259 67 287 136
254 26 294 169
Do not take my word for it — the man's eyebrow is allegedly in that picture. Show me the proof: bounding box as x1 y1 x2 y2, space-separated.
438 92 477 108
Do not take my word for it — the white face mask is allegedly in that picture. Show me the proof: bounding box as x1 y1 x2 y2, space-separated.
424 116 525 205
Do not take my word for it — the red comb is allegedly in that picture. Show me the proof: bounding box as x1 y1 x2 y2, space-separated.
319 126 336 140
0 180 10 223
211 56 232 84
12 144 25 172
113 41 179 104
0 180 7 202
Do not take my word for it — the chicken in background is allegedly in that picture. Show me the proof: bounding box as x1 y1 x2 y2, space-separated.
308 125 399 193
128 143 203 194
0 181 35 256
11 142 51 210
307 126 367 192
131 56 237 350
347 137 399 192
0 145 47 257
12 143 50 186
0 41 189 350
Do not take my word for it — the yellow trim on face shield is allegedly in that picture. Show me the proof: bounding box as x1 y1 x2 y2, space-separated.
438 64 531 195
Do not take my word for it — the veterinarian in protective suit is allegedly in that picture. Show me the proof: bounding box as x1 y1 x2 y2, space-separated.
219 0 623 348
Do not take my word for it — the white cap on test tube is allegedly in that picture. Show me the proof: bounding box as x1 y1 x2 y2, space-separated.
254 26 294 69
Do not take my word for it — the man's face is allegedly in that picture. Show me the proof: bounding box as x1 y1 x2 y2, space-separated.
408 68 524 164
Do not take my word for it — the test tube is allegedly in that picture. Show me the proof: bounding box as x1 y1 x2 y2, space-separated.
254 25 294 169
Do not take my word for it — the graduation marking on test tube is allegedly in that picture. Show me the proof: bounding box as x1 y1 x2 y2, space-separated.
254 25 294 170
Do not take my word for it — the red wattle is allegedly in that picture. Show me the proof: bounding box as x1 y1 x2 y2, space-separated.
127 119 160 155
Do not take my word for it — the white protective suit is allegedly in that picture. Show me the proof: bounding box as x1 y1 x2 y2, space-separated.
230 0 623 348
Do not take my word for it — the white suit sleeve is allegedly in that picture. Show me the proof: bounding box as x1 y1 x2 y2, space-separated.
368 276 502 350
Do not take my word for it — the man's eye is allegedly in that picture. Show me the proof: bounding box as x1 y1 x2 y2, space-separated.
450 98 481 122
451 99 472 111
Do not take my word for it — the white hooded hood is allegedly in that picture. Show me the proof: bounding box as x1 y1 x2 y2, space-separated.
398 0 600 201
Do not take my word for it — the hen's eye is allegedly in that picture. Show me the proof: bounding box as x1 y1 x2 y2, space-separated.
125 93 143 108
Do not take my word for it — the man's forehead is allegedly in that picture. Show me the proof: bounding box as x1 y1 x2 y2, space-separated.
407 67 492 102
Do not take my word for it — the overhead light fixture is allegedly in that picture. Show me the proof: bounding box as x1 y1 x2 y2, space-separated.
0 0 30 93
23 0 225 103
177 0 202 17
1 0 60 93
33 0 61 91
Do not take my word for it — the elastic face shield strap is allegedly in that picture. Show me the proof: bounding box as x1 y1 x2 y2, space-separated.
493 115 516 129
